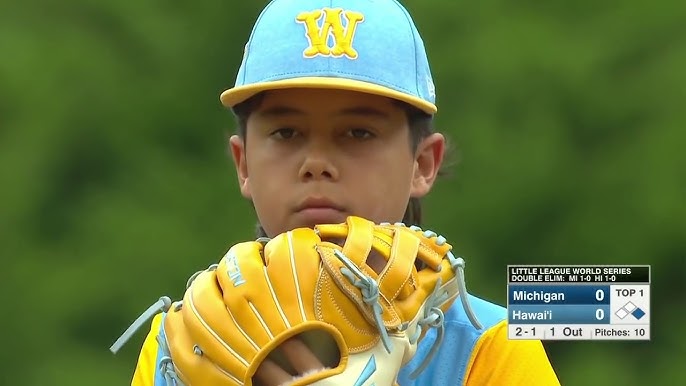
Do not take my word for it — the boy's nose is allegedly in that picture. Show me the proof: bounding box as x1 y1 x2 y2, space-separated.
299 155 339 181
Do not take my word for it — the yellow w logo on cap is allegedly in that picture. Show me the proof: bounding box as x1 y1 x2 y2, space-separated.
296 8 364 59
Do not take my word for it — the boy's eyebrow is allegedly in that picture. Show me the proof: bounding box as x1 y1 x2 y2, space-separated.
256 105 391 119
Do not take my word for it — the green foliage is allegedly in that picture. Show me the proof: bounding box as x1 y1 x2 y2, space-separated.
2 1 684 385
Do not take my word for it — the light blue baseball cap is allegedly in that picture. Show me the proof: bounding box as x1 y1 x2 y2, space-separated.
220 0 437 114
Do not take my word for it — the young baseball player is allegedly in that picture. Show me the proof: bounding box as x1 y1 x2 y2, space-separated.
123 0 561 384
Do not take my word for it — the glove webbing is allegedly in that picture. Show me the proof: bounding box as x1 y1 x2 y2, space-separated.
352 222 484 380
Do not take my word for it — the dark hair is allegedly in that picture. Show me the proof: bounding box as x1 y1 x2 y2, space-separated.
231 92 454 238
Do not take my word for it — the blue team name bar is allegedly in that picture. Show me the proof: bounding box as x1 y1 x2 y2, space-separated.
508 285 611 305
508 304 611 324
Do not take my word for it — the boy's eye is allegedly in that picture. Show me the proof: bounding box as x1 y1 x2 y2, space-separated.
347 128 375 139
270 128 298 139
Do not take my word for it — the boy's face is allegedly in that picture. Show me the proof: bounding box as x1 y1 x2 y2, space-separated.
230 88 445 237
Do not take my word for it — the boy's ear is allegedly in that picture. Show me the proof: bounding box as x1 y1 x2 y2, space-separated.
411 133 445 198
229 135 252 199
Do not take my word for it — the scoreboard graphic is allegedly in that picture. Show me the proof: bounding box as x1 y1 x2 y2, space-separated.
507 265 651 340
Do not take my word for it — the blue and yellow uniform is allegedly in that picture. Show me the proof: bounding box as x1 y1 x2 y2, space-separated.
130 295 559 385
397 296 560 385
127 0 561 383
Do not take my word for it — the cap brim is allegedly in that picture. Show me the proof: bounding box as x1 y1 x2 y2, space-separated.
220 77 437 115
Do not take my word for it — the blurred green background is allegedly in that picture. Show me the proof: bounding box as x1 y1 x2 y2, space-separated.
1 0 684 385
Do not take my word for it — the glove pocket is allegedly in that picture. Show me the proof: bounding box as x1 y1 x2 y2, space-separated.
313 269 383 353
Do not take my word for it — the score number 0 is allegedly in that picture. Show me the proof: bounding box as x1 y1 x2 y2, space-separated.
595 288 605 320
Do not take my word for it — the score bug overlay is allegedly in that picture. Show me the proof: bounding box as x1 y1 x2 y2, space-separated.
506 265 650 341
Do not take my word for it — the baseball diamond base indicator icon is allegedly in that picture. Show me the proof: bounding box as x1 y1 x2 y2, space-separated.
615 301 646 320
506 265 650 341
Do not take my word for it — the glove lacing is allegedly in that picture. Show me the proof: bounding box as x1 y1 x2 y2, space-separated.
109 264 220 386
107 295 185 385
407 225 483 379
157 332 185 385
331 225 483 379
406 275 446 379
332 249 393 353
109 296 173 354
371 223 483 379
406 225 482 331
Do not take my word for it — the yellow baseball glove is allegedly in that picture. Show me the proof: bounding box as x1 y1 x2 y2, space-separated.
111 216 481 385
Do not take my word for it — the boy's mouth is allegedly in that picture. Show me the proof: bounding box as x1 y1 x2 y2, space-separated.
294 197 347 225
295 197 345 212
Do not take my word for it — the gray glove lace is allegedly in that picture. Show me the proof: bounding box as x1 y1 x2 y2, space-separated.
333 248 394 353
408 224 482 330
344 222 481 380
110 263 219 386
109 296 173 354
157 332 185 385
407 276 446 378
108 296 185 386
407 224 483 379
